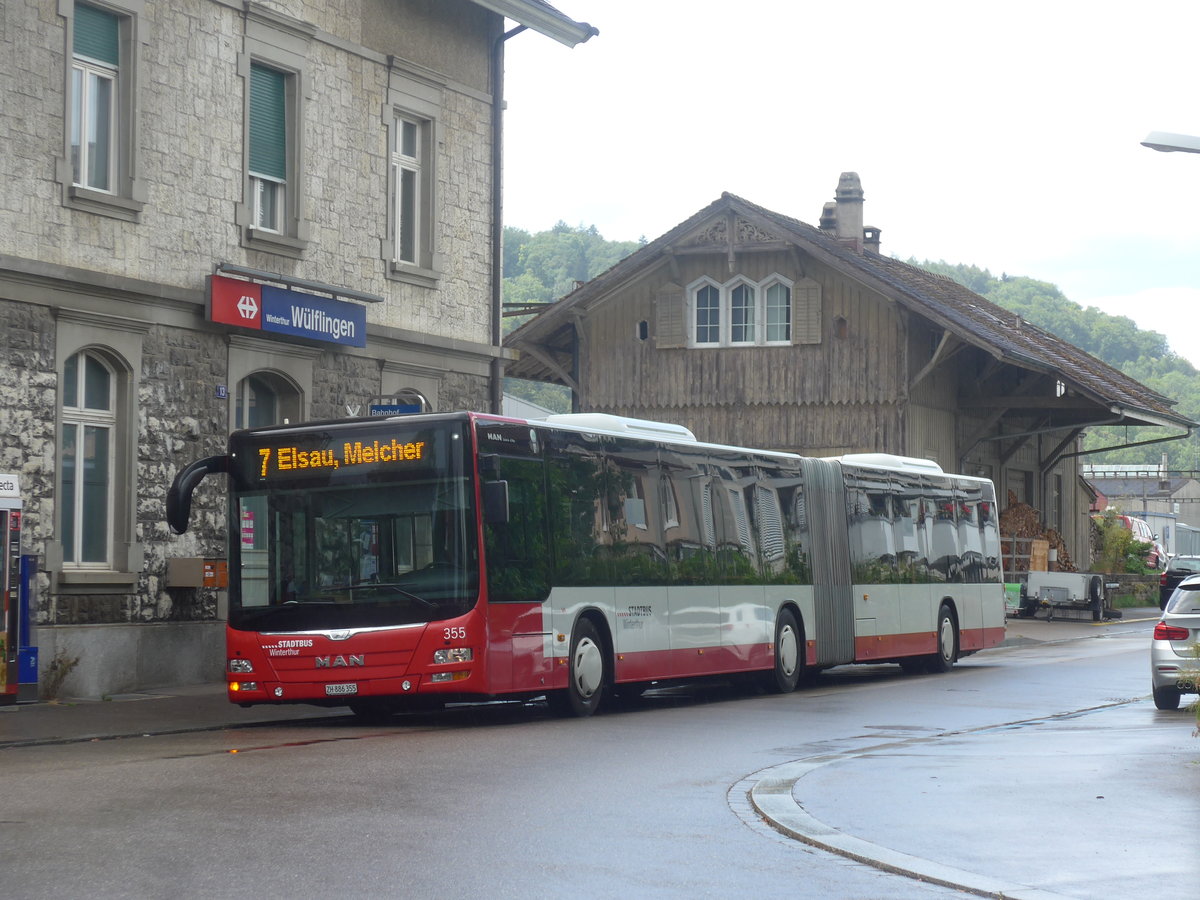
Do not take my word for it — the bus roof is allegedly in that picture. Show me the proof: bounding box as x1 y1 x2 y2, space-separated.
541 413 697 442
838 453 945 474
227 412 989 482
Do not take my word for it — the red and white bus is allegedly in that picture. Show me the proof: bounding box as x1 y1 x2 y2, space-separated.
167 411 1006 717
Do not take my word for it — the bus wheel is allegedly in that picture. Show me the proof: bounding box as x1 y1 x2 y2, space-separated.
763 608 802 693
555 618 609 717
925 603 958 673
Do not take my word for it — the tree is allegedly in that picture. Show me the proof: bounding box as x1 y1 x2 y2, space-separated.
502 223 643 411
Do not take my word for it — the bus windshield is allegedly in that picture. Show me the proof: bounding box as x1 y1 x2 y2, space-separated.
227 420 478 633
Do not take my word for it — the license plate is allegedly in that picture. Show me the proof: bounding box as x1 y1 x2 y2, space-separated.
325 682 358 696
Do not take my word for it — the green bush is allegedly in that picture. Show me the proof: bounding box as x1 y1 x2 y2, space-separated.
1093 511 1155 574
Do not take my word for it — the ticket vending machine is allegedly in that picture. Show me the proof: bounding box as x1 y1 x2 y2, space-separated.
1 473 22 705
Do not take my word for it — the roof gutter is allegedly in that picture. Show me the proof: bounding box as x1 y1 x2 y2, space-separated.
1056 410 1195 461
489 23 528 413
472 0 599 47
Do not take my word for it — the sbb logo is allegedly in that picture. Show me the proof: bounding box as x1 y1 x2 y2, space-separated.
236 294 259 319
210 275 263 330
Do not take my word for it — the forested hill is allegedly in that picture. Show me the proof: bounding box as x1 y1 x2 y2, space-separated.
500 224 1198 466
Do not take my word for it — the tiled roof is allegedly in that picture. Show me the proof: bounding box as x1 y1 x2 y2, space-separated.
506 192 1192 429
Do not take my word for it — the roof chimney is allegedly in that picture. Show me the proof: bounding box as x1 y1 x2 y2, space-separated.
863 226 881 254
835 172 864 253
819 201 837 233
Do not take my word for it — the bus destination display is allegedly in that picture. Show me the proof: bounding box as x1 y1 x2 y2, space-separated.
238 431 430 483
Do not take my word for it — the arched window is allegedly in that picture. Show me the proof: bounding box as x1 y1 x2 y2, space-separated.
61 350 116 566
688 274 795 347
694 283 720 345
764 281 792 344
729 282 756 344
235 371 301 429
234 371 303 606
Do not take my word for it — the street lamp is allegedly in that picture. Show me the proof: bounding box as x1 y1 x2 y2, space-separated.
1141 131 1200 153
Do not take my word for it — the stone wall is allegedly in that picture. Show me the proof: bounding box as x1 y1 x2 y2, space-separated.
2 0 505 697
0 0 496 344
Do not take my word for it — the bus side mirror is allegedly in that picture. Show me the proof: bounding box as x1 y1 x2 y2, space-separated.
167 455 230 535
483 480 510 525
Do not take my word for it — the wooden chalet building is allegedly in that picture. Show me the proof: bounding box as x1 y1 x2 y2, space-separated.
504 174 1194 570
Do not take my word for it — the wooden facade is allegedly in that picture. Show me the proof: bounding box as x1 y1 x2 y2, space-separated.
505 179 1193 570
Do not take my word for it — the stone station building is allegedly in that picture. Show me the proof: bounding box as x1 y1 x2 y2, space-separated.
0 0 595 698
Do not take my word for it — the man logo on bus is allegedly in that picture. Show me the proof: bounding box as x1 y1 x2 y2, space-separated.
315 654 365 668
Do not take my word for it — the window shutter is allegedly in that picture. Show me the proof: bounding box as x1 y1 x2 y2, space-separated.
74 4 119 66
249 64 287 180
792 277 822 344
654 282 686 349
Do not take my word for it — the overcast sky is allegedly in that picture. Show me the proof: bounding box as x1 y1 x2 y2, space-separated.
502 1 1200 364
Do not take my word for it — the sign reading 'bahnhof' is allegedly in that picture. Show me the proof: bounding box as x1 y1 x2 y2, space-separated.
209 274 367 347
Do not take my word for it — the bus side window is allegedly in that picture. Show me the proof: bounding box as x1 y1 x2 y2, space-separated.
600 438 668 585
484 457 549 602
547 439 606 586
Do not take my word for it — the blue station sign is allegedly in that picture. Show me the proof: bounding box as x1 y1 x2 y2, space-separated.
210 275 367 348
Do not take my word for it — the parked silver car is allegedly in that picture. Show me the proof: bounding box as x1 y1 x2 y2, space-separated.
1151 574 1200 710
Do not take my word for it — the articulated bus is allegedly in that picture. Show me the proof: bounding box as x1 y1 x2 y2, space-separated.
167 411 1006 717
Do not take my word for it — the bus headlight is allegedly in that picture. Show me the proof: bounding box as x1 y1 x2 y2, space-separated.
433 648 473 664
230 681 258 692
229 659 254 674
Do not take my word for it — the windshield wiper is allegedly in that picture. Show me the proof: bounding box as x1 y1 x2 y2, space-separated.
349 582 437 608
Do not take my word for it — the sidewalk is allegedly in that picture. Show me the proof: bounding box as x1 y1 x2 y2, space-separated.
0 681 342 749
744 605 1183 900
0 608 1163 750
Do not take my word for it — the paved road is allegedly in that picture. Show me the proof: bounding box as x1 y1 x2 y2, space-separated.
2 609 1195 899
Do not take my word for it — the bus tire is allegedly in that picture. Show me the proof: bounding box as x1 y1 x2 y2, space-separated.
763 608 802 693
925 603 958 673
554 617 609 717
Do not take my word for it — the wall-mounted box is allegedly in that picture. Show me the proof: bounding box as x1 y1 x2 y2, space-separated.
167 558 228 589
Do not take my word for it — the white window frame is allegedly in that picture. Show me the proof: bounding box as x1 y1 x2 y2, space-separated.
71 57 117 193
728 279 756 345
763 277 793 345
60 350 117 569
687 274 794 347
57 0 147 221
236 16 311 257
252 173 284 233
690 277 722 346
392 115 423 265
382 70 443 287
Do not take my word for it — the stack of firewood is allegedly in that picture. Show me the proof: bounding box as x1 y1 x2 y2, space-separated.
999 492 1077 573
